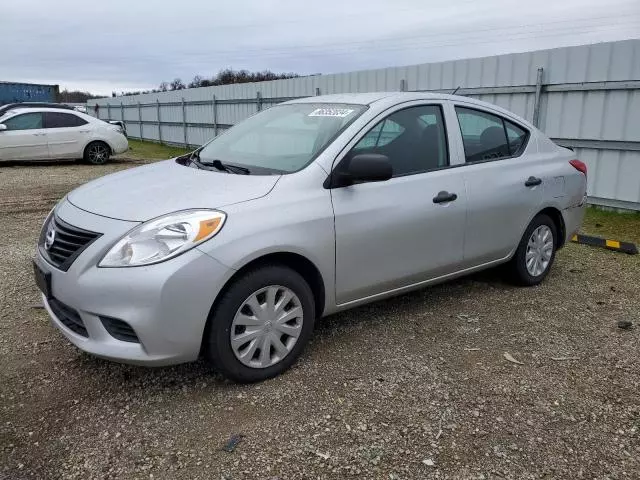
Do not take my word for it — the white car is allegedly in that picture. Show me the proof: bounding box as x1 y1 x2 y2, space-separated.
0 108 128 164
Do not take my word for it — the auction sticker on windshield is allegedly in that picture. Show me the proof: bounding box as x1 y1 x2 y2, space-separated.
308 108 354 117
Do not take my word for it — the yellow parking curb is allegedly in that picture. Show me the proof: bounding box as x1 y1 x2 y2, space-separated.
571 234 638 255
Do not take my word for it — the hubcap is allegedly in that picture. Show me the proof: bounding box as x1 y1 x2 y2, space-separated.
89 145 107 163
230 285 303 369
525 225 554 277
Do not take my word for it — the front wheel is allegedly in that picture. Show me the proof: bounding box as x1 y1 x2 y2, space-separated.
83 141 111 165
508 214 557 286
204 265 315 383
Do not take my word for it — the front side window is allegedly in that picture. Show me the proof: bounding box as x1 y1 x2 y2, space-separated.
350 104 448 176
455 107 528 162
354 118 405 150
2 112 43 131
198 103 366 173
45 112 88 128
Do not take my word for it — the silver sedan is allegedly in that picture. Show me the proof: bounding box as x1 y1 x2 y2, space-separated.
33 92 587 382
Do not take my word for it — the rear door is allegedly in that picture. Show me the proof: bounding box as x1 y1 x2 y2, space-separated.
452 105 543 266
331 102 467 305
44 111 90 158
0 112 48 160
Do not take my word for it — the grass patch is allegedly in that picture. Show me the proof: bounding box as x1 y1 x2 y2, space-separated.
582 207 640 245
124 139 191 160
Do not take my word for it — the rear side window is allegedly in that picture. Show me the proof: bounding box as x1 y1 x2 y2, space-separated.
455 107 528 163
2 112 43 130
505 120 527 155
45 112 88 128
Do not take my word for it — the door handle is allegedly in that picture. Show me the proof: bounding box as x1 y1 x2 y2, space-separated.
79 130 90 133
31 133 45 136
433 191 458 204
525 176 542 187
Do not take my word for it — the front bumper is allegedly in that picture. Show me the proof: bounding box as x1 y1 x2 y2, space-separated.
35 200 233 366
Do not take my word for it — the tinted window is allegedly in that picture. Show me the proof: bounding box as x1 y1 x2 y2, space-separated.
456 107 510 162
355 119 405 150
350 105 448 177
45 112 88 128
2 112 43 130
455 107 529 162
505 120 527 155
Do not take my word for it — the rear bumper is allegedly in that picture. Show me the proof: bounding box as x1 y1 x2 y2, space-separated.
110 134 129 155
562 200 587 245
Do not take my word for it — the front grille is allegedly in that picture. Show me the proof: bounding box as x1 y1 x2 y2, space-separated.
100 316 140 343
40 215 101 271
49 298 88 337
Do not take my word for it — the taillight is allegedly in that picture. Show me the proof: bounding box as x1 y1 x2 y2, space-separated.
569 159 587 177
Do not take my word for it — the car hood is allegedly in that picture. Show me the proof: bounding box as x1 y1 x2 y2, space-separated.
67 159 280 221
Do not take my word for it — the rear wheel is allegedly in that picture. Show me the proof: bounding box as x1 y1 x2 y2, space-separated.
83 141 111 165
204 265 315 383
508 214 557 286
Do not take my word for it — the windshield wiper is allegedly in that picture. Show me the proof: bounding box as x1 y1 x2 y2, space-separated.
202 159 250 175
181 149 203 168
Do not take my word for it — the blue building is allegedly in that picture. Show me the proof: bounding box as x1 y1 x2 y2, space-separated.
0 81 59 105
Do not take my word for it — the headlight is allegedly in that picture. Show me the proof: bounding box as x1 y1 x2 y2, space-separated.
99 210 226 267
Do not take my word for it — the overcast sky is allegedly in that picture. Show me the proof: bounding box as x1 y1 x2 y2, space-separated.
3 0 639 95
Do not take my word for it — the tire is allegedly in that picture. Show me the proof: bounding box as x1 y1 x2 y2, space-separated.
83 141 111 165
204 265 316 383
508 214 558 286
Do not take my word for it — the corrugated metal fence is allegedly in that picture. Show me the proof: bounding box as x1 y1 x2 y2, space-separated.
88 40 640 211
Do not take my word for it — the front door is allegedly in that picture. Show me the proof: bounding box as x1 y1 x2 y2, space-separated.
0 112 49 161
331 104 467 305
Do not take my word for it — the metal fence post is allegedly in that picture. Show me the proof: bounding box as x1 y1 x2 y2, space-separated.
156 100 162 143
315 87 321 96
182 97 188 147
120 102 124 122
256 92 262 112
532 67 544 128
107 103 112 121
212 95 218 137
400 79 407 92
137 102 143 140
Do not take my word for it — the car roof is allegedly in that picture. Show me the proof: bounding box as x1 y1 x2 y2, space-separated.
285 91 462 106
0 102 74 111
2 107 85 114
285 92 535 129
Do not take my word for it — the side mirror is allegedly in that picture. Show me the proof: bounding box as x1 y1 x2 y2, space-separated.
326 153 393 188
0 124 7 132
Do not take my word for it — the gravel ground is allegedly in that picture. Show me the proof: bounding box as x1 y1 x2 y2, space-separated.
1 157 639 480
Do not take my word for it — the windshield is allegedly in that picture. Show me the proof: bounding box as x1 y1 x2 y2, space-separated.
198 103 366 173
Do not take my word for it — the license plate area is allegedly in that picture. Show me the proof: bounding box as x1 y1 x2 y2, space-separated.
33 260 52 299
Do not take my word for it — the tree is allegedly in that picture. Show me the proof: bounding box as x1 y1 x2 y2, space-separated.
169 78 186 90
188 75 204 88
156 69 300 91
57 89 103 103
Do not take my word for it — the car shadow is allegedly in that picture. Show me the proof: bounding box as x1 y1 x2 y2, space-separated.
69 266 511 390
0 159 78 167
0 157 141 167
315 265 510 332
